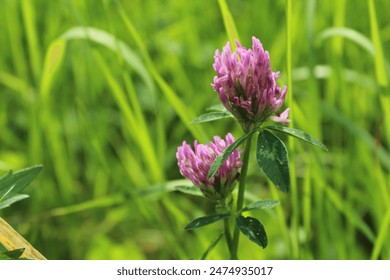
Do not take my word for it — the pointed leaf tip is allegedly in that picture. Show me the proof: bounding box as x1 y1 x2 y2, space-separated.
185 213 231 230
266 126 328 151
236 215 268 248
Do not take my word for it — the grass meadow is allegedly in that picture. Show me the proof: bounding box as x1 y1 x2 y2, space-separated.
0 0 389 260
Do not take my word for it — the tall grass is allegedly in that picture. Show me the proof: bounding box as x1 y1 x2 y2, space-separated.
0 0 389 260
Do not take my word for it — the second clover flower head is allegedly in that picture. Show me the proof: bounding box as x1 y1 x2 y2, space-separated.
212 36 290 132
176 133 242 200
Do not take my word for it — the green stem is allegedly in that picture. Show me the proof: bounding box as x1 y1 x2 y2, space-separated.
224 218 232 254
219 197 233 255
230 135 253 259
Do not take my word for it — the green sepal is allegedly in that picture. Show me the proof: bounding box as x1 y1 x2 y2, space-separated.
256 130 290 193
185 213 231 230
236 215 268 248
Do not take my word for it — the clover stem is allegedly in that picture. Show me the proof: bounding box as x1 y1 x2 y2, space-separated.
230 134 253 259
224 217 232 254
218 197 233 255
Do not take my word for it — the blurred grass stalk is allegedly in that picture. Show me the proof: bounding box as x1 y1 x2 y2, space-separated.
285 0 300 260
367 0 390 260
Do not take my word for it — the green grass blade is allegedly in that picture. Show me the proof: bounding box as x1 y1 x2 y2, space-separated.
286 0 299 259
217 0 240 48
367 0 388 86
60 27 155 96
316 27 375 55
39 37 66 188
322 103 390 169
59 26 166 182
149 69 208 142
332 0 346 56
324 186 375 243
40 39 66 102
117 6 208 142
93 51 164 182
0 71 30 95
21 0 42 81
46 195 124 217
4 0 28 80
371 206 390 259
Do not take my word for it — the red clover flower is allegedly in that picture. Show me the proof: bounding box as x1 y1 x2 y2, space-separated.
176 133 242 200
212 36 290 132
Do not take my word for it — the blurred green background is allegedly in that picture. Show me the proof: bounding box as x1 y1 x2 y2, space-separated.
0 0 389 259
